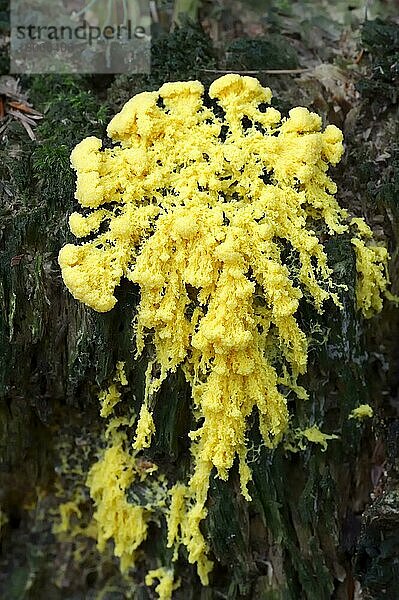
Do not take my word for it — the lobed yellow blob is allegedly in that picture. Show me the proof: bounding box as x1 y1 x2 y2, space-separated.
351 218 390 318
284 425 339 453
349 404 374 420
145 568 180 600
99 383 121 418
86 430 150 573
298 425 339 451
59 75 392 588
133 404 155 450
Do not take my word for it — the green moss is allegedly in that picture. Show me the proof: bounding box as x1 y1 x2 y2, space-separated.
107 21 216 111
356 19 399 108
226 35 299 71
0 74 113 401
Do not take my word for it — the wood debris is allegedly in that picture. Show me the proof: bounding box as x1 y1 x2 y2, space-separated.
0 76 43 140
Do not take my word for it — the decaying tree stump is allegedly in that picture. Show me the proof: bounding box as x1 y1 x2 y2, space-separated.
1 10 398 600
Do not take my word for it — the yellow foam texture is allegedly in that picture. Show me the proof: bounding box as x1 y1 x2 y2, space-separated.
59 75 391 586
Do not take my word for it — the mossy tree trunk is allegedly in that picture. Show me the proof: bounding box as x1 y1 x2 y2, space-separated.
1 14 398 600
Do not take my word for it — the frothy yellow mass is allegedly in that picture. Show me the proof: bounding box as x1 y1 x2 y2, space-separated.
59 75 391 589
349 404 374 420
351 218 390 318
145 568 180 600
86 431 150 573
86 420 169 576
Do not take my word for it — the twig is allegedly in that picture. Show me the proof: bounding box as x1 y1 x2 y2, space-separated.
200 68 310 75
8 109 42 126
18 118 36 140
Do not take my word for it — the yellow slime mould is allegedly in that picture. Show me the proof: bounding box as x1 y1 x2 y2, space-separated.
284 425 339 453
59 75 391 587
349 404 374 420
298 425 339 451
145 568 180 600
